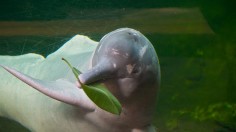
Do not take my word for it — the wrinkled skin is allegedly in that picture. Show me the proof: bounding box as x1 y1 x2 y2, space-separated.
0 28 160 132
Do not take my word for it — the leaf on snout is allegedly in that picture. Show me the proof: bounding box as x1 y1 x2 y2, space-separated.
62 58 122 115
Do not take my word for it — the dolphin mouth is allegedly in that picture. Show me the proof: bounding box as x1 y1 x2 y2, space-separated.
78 72 112 85
79 72 134 85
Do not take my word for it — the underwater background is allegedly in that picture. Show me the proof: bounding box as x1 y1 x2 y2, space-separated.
0 0 235 131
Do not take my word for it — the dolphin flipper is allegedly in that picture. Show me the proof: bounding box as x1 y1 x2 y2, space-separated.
1 65 96 111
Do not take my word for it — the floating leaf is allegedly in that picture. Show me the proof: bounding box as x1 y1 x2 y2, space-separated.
81 83 122 115
62 58 81 79
62 58 122 115
91 83 122 113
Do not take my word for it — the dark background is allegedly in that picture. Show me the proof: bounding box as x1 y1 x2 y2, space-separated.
0 0 235 43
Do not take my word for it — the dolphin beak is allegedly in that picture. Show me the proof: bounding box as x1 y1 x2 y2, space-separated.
78 60 114 84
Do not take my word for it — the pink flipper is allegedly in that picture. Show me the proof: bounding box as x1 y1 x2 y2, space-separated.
1 65 96 111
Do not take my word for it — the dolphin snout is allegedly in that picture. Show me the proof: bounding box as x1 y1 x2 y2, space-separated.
78 60 115 84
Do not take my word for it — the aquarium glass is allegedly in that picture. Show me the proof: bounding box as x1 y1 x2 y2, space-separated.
0 0 235 131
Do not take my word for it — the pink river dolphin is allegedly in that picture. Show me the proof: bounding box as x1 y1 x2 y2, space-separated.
0 28 160 132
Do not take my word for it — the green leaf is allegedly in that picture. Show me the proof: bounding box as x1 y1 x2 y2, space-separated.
62 57 122 115
62 58 81 79
81 83 122 115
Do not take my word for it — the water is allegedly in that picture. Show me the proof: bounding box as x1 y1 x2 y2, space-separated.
0 0 235 131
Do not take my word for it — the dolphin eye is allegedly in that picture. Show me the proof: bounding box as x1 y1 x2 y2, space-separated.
131 66 140 75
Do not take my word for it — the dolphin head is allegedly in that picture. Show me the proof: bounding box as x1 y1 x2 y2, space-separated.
79 28 160 85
